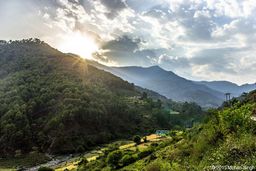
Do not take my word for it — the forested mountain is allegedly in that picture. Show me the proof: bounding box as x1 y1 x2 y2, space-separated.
197 81 256 97
0 39 205 158
0 39 178 156
88 61 224 107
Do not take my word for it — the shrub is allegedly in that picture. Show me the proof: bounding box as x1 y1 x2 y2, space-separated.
121 154 137 166
104 144 119 156
150 142 158 147
78 158 88 166
138 148 154 159
133 135 141 145
143 136 148 143
38 167 54 171
106 150 122 167
145 160 171 171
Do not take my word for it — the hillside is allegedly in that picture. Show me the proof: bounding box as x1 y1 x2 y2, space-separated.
0 39 175 157
78 90 256 170
88 61 224 107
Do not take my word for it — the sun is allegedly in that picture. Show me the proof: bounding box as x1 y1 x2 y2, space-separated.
58 32 98 59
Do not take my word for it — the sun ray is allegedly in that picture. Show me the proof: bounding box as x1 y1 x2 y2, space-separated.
58 32 99 59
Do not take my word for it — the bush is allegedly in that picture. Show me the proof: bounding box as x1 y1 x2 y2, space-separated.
143 136 148 143
106 150 122 167
138 148 154 159
121 154 137 166
150 143 158 147
145 160 171 171
104 144 119 156
78 158 88 166
133 135 141 145
38 167 54 171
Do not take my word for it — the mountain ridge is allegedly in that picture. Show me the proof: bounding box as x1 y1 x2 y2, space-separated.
88 60 223 107
197 80 255 97
88 60 255 107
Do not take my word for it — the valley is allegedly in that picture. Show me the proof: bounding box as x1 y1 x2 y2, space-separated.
0 133 170 170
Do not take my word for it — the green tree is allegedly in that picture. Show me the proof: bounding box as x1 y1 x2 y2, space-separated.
143 136 148 143
106 150 122 167
38 167 54 171
121 154 137 166
133 135 141 145
141 92 148 99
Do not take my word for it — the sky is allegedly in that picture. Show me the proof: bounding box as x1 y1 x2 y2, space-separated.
0 0 256 84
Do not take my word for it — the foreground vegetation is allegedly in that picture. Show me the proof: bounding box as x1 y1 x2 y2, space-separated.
0 153 49 171
76 91 256 170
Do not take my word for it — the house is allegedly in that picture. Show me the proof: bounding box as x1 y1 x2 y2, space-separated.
251 109 256 121
155 130 169 136
170 109 180 115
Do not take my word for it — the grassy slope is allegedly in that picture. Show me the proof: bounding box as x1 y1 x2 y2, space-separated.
77 91 256 170
126 91 256 170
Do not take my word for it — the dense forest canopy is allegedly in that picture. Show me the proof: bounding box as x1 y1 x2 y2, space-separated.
0 39 203 157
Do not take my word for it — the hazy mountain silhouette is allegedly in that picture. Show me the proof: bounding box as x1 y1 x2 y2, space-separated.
197 81 256 97
88 61 224 107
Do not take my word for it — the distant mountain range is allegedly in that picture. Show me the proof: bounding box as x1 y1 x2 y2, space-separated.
196 81 255 97
88 60 255 107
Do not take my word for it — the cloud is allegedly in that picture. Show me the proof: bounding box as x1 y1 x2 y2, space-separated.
91 0 256 83
1 0 256 84
93 35 158 66
156 54 190 70
100 0 127 10
190 48 238 74
99 0 127 18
